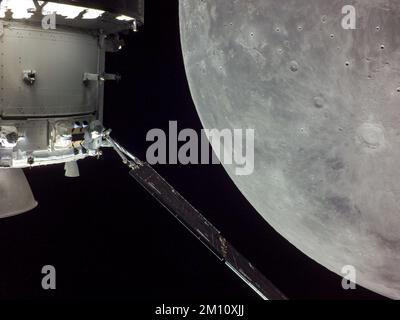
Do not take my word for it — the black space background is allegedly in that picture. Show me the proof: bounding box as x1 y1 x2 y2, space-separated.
0 1 387 300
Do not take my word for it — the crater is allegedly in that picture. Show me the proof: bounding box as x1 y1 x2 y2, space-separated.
289 60 299 72
356 123 385 150
313 96 325 108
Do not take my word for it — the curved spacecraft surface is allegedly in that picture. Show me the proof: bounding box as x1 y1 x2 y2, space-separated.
180 0 400 298
0 0 142 217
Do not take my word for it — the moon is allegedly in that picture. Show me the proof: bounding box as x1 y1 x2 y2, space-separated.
179 0 400 298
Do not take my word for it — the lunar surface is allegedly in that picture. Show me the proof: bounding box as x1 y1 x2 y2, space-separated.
179 0 400 298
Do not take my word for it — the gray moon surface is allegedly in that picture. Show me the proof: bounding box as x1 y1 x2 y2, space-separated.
179 0 400 298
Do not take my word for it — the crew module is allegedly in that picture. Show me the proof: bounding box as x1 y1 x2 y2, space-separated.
0 0 143 217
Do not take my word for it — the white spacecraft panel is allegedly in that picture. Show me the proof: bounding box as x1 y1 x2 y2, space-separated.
0 0 141 217
0 22 101 118
0 168 37 218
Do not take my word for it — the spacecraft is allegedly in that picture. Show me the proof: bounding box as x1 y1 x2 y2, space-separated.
0 0 286 300
0 0 143 217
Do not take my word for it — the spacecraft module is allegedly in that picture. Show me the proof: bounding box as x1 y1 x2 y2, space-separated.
0 0 143 217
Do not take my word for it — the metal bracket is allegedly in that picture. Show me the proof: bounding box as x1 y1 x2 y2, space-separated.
83 72 121 84
98 31 106 49
22 70 37 85
132 19 138 32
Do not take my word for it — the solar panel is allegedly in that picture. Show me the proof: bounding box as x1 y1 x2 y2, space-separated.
129 162 287 300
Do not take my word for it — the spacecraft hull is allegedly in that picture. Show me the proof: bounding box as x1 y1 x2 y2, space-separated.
0 0 136 169
0 0 137 217
0 21 103 168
